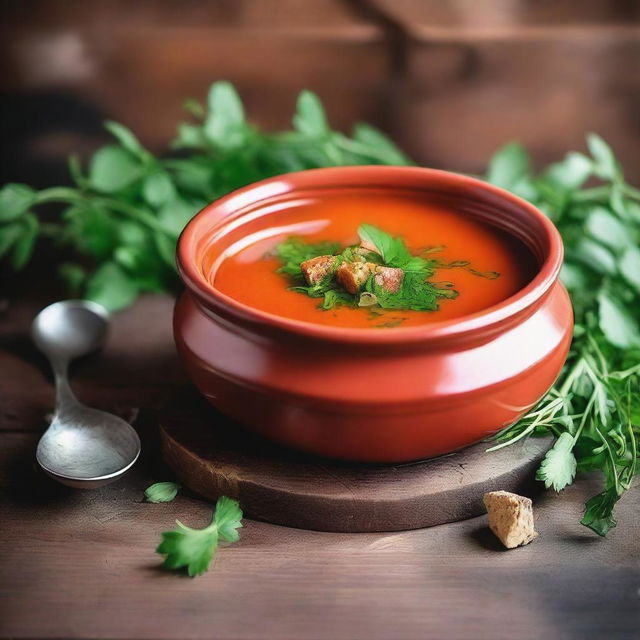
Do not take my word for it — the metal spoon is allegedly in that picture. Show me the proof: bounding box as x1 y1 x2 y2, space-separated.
32 300 141 488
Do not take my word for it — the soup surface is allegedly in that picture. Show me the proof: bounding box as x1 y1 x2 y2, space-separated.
212 191 537 329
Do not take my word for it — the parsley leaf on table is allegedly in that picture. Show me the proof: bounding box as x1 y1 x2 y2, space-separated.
535 432 577 491
144 481 181 503
156 496 243 576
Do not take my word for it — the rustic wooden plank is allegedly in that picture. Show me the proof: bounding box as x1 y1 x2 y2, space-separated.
0 429 638 639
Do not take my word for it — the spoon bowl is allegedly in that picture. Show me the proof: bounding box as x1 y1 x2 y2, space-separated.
32 300 109 359
32 300 141 488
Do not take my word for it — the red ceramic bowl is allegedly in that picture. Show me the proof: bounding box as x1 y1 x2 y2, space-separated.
175 167 572 462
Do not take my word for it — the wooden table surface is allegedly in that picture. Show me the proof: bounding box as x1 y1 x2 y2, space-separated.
1 279 638 640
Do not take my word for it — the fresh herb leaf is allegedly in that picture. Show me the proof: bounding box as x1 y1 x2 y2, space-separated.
536 432 577 491
357 224 415 268
214 496 244 542
293 90 330 138
204 81 247 150
598 292 640 349
321 289 354 310
89 145 142 193
486 141 530 190
142 172 176 207
585 207 629 251
351 123 412 166
587 133 621 181
10 213 38 269
156 496 242 576
581 488 619 536
103 121 150 161
85 261 138 311
0 183 36 222
618 246 640 292
145 481 181 503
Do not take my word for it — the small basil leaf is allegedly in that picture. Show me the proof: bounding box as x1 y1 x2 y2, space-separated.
598 292 640 349
486 142 530 190
63 205 119 259
0 184 36 222
204 81 247 149
293 90 330 138
154 232 177 267
164 159 213 198
609 184 628 219
585 207 630 251
68 154 88 188
352 122 411 165
89 145 141 193
0 221 24 258
572 238 617 275
11 213 39 269
543 151 592 191
85 262 139 311
104 121 149 160
560 262 588 290
143 172 176 207
587 133 621 181
618 246 640 292
172 123 208 150
157 196 199 236
117 221 148 247
144 481 180 503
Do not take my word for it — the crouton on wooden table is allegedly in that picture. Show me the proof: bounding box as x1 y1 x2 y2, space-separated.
300 255 336 285
483 491 539 549
374 266 404 293
336 261 374 293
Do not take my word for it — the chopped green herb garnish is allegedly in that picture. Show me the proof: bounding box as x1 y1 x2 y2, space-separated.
274 224 492 321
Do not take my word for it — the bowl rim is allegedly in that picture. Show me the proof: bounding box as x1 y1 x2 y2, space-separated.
176 166 564 346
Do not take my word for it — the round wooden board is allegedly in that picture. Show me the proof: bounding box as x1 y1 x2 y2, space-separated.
160 387 549 532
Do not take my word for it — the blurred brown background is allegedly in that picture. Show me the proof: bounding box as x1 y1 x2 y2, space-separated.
2 0 639 186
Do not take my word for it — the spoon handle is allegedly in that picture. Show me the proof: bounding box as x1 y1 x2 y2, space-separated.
50 356 79 412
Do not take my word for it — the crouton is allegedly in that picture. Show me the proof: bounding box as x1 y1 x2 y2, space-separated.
374 266 404 293
335 261 374 294
483 491 539 549
300 255 336 285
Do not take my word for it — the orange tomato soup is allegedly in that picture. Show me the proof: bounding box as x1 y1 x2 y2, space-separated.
212 191 537 328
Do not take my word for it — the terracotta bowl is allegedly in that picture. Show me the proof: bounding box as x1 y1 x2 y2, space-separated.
175 167 572 462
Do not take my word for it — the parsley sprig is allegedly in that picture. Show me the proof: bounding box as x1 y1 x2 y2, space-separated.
486 135 640 535
156 496 243 577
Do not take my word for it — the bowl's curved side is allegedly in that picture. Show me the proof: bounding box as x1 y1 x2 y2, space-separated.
174 282 573 463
